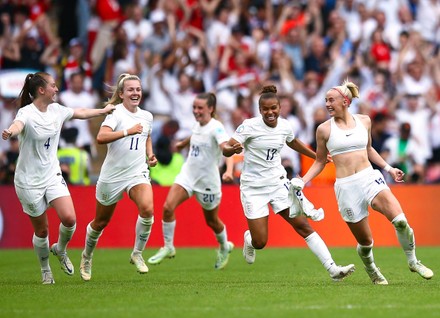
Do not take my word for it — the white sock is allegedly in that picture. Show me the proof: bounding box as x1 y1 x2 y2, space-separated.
392 213 417 264
357 242 378 271
57 223 76 253
304 232 335 271
215 226 228 250
32 234 50 271
245 231 254 248
83 222 103 258
133 216 154 254
163 220 176 248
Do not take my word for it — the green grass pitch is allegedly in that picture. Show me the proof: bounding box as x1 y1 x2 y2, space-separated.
0 247 439 318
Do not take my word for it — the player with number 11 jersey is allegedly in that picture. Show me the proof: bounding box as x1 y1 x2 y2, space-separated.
98 104 153 183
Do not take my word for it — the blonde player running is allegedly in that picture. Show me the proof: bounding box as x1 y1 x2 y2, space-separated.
223 85 355 281
293 80 433 284
148 93 235 270
79 74 157 281
1 72 115 284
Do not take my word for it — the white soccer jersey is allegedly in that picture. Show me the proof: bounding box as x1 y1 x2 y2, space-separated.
14 103 74 188
177 118 229 193
98 103 153 183
232 117 295 187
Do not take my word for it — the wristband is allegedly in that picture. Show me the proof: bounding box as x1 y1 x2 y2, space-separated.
123 129 128 137
384 164 392 172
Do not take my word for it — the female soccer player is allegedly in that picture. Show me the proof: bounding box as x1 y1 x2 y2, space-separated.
79 73 157 281
293 80 433 284
148 93 235 270
223 85 355 281
2 72 115 284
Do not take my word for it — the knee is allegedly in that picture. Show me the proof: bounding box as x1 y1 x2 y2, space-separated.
252 238 267 249
62 217 76 228
138 203 154 218
92 219 109 232
162 203 175 220
35 228 49 238
357 238 373 247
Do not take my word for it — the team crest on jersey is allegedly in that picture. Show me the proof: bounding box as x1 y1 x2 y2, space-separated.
236 125 244 133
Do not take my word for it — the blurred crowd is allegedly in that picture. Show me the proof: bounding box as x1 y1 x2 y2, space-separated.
0 0 439 185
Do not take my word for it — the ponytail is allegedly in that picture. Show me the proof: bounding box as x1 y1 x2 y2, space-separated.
330 80 360 106
18 72 50 108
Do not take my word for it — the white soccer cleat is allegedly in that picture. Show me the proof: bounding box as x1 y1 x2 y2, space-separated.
215 241 234 270
147 246 176 265
130 252 149 274
409 260 434 279
365 267 388 285
50 243 74 276
242 230 255 264
329 264 356 281
80 252 92 281
41 269 55 285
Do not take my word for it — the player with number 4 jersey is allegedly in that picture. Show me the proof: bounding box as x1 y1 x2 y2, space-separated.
2 72 115 285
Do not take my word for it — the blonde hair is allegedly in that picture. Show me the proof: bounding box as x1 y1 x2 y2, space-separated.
105 73 141 106
330 80 359 105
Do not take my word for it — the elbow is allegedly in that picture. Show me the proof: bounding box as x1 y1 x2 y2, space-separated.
96 135 106 144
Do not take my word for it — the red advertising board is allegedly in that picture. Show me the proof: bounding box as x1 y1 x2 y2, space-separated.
0 184 439 248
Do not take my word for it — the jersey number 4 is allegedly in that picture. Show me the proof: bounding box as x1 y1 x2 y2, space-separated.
44 138 51 149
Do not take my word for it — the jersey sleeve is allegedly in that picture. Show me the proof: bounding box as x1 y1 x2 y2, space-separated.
146 111 153 135
284 120 295 143
14 107 29 126
58 103 74 122
213 121 229 145
101 112 118 130
231 120 250 144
